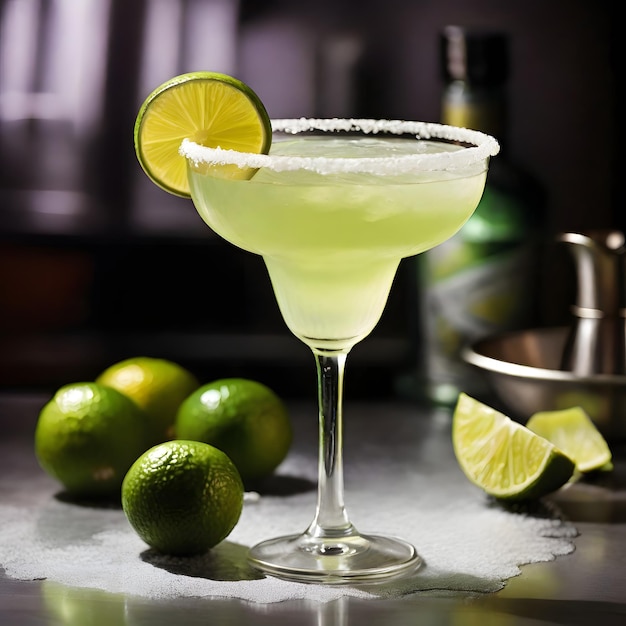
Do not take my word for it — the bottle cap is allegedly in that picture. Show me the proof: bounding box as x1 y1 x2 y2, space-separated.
440 26 509 86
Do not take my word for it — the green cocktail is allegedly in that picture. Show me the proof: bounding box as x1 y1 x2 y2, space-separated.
180 118 498 582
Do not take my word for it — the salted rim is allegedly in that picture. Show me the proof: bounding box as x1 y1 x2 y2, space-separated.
179 118 500 176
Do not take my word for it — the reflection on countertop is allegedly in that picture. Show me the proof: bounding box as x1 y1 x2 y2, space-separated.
1 394 625 625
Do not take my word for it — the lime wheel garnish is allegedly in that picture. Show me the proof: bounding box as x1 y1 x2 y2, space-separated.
134 71 271 197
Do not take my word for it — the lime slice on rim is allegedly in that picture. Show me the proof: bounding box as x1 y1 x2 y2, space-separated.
526 407 613 473
452 394 575 501
134 71 271 197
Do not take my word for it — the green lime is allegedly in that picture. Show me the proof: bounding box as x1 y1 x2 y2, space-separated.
526 407 612 473
35 383 151 498
96 357 199 445
175 378 292 485
121 440 243 556
452 393 575 501
134 71 272 197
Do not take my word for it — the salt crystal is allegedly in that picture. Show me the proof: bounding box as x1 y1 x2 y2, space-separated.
0 451 576 604
178 118 500 176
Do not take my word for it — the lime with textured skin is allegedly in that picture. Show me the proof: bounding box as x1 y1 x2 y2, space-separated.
35 383 151 498
134 71 272 197
453 393 575 501
122 440 244 556
97 357 199 445
175 378 292 485
526 407 612 473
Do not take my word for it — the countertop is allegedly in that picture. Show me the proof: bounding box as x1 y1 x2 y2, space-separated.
1 392 625 625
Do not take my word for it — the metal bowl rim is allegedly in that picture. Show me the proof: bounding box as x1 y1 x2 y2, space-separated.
462 328 626 386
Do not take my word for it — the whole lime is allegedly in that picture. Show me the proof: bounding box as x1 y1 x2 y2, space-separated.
96 357 198 445
35 382 151 498
175 378 292 485
121 440 244 556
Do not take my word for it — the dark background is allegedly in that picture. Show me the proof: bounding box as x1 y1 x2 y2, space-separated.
0 0 622 399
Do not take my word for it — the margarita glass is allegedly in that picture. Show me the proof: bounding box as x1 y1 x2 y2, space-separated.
180 118 498 582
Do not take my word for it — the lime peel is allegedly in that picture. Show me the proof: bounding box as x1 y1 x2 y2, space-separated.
174 378 292 485
452 393 575 501
121 440 244 556
96 357 199 446
34 382 152 498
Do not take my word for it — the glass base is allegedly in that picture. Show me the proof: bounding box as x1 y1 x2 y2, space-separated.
248 531 421 583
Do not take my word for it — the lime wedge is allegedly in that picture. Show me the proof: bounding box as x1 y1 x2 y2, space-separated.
134 71 272 197
526 407 612 473
452 394 575 501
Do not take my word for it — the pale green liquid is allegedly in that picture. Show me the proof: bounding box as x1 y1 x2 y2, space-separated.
188 136 487 352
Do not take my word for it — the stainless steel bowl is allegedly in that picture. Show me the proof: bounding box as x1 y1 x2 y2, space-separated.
462 327 626 441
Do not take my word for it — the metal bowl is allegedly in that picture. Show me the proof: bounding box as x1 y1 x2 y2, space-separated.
462 326 626 442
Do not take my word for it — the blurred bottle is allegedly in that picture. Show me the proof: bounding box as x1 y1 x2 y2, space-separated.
417 26 546 405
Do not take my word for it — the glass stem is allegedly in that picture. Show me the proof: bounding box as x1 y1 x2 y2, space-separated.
307 349 356 539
